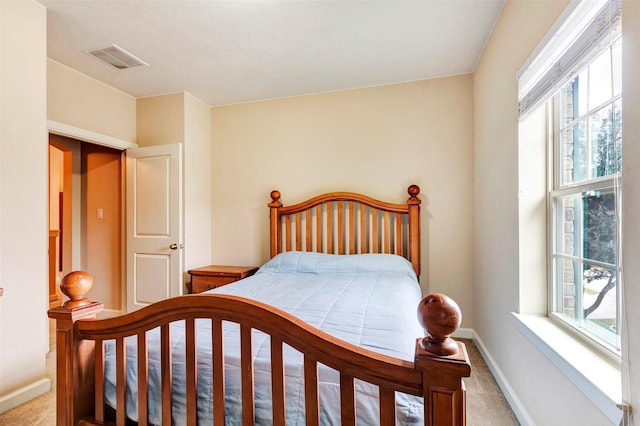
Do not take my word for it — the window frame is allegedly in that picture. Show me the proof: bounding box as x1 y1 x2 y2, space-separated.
547 40 623 358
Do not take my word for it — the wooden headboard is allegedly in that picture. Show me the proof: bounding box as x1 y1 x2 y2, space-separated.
268 185 421 277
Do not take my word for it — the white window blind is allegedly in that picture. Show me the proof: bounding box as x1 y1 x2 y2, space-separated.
517 0 621 119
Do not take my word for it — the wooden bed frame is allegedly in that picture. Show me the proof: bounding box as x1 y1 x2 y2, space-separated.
48 185 471 426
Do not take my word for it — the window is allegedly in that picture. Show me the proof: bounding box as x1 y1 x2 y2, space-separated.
550 38 622 353
518 0 622 356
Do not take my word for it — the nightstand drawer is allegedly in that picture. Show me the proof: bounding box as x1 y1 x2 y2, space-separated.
188 265 258 294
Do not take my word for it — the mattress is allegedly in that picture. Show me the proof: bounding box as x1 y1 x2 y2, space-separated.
104 251 425 425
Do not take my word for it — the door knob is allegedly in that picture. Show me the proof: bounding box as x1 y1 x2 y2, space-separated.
170 243 178 250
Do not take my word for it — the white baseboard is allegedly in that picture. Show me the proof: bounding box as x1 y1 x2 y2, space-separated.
471 331 536 426
453 327 474 339
0 378 51 415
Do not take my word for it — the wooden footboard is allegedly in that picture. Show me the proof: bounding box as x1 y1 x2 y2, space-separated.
49 272 470 426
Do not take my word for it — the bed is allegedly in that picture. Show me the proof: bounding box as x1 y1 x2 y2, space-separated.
48 185 471 426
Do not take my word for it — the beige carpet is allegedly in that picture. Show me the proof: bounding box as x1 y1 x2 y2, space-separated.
0 339 518 425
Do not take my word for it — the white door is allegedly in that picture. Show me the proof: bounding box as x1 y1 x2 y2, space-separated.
126 144 183 312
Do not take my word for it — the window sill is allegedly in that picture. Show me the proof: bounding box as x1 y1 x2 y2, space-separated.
513 313 623 424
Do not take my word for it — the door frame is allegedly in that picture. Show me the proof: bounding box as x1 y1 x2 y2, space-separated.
47 120 138 315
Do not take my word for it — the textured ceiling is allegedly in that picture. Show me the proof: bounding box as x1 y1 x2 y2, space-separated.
38 0 505 107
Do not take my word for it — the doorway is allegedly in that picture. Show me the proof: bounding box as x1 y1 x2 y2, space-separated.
48 135 124 316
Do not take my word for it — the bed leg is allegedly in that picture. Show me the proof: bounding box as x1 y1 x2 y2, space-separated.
415 294 471 426
48 271 103 426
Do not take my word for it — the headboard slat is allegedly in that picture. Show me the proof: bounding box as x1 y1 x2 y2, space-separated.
384 212 391 254
349 202 356 255
360 205 366 254
306 210 312 252
395 214 403 257
316 205 322 253
372 209 379 253
337 201 344 255
327 202 333 253
285 216 292 252
295 212 302 251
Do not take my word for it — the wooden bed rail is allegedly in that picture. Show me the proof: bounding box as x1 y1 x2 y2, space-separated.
269 185 422 277
48 271 470 426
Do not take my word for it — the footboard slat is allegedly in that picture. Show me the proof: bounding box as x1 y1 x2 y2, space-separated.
240 325 254 425
137 332 149 426
339 373 356 426
304 356 319 426
116 337 126 426
94 339 105 424
271 337 286 424
212 318 225 425
185 318 197 426
380 387 396 426
161 324 172 425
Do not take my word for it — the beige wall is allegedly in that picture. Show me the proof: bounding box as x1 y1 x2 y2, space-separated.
48 59 136 143
0 0 50 411
184 93 213 273
137 93 185 146
211 76 475 325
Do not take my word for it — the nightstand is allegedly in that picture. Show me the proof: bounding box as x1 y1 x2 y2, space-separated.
188 265 259 294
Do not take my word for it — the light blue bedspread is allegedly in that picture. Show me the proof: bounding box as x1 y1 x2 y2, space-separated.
104 252 425 425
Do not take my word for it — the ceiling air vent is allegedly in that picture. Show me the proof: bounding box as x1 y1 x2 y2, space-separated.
84 44 148 70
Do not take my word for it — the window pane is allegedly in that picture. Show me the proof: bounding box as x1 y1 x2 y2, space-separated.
589 104 614 179
556 196 578 256
588 48 612 110
560 78 579 127
612 42 622 97
613 98 622 169
555 189 617 263
555 257 618 349
582 189 617 264
560 120 587 185
578 68 588 116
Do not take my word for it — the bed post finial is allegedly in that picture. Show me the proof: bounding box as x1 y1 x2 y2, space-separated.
417 293 462 356
270 190 282 204
407 184 420 200
59 270 94 308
